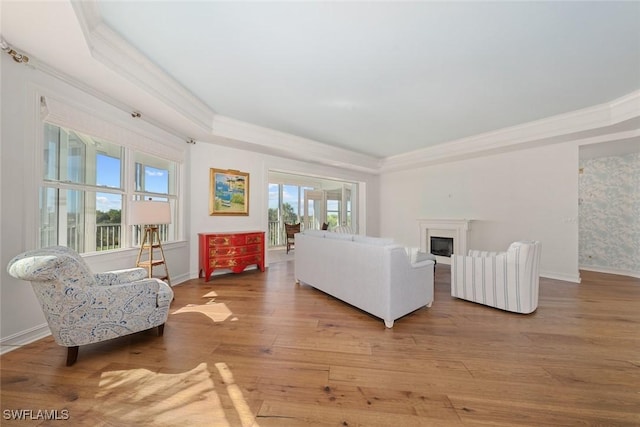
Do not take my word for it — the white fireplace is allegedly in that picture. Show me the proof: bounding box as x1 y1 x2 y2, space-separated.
418 219 472 265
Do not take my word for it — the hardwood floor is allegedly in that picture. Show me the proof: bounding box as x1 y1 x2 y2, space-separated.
2 262 639 426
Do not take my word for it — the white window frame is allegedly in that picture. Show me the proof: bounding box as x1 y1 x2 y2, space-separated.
38 94 184 254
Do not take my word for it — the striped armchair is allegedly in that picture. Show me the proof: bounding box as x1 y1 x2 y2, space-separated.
451 241 541 314
7 246 174 365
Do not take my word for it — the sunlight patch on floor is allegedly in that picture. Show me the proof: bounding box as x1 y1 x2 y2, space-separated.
172 302 237 322
202 290 219 298
216 362 261 427
95 362 230 425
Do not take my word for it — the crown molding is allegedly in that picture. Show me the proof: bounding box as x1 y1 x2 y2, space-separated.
380 90 640 173
609 90 640 123
70 0 215 133
210 115 382 174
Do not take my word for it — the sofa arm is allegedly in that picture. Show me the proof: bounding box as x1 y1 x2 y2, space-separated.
411 258 435 269
387 248 435 327
154 279 174 308
95 268 148 286
406 247 435 268
87 278 160 300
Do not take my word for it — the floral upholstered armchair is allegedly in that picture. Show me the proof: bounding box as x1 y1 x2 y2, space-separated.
7 246 174 366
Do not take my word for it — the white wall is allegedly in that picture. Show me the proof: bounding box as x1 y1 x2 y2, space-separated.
0 55 191 349
379 142 580 282
187 141 379 277
0 55 49 348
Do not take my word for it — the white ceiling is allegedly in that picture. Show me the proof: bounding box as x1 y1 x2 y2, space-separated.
2 1 640 161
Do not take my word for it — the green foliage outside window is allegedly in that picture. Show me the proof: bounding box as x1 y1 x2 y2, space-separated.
96 209 121 224
326 215 338 229
281 203 298 224
269 203 298 224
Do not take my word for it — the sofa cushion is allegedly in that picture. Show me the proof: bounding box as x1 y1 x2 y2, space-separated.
326 232 354 241
352 235 394 246
302 229 327 238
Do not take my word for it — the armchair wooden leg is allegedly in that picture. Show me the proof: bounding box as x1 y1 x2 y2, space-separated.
158 323 165 336
66 346 79 366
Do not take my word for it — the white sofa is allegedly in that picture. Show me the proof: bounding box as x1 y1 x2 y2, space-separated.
294 230 435 328
451 241 541 314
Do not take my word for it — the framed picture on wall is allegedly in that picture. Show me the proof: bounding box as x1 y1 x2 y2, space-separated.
209 168 249 216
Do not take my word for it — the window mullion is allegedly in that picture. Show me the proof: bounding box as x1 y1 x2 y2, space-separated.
124 146 135 248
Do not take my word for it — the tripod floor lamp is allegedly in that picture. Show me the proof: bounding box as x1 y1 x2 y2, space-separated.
130 200 171 285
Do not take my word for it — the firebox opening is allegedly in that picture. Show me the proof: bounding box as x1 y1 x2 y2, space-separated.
430 236 454 257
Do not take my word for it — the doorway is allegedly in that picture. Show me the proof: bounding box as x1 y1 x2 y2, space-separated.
303 186 352 231
268 171 357 250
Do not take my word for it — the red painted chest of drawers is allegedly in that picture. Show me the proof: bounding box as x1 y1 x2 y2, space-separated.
198 231 265 281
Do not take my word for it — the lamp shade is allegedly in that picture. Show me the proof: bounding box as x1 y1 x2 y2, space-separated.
129 201 171 225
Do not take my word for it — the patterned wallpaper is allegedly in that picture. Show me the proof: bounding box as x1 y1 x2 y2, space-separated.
578 152 640 274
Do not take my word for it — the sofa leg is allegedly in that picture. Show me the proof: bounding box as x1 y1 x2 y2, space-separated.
158 323 165 336
66 346 79 366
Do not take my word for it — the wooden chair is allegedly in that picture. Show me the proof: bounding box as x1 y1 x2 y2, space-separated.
285 223 301 254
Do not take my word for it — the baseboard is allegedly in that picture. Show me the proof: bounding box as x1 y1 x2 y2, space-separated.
579 265 640 279
540 271 581 283
169 272 192 286
187 265 263 282
0 323 51 355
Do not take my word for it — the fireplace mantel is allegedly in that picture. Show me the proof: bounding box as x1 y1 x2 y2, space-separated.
418 219 472 260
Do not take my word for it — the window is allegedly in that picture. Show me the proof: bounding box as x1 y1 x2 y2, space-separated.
326 199 340 229
268 183 316 247
40 123 178 253
132 152 177 246
268 171 357 247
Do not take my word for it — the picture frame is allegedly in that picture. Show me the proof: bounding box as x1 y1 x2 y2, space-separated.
209 168 249 216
